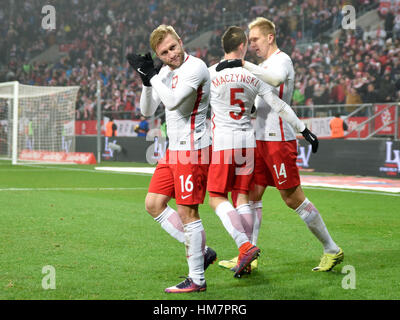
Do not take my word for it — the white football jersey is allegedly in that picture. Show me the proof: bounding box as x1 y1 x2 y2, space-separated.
254 49 296 141
156 54 211 151
209 63 271 151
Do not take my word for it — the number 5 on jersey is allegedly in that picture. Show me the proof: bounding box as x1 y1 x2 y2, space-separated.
230 88 245 120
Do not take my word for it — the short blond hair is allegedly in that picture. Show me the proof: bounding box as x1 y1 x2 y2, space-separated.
150 25 181 53
248 17 276 42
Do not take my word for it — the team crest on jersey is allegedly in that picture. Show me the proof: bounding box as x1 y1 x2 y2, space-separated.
172 75 178 88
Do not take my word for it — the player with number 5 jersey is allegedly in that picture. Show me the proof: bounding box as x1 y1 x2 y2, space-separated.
207 26 307 277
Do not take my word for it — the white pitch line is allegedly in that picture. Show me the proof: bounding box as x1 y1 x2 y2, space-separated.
1 186 398 197
0 169 55 172
19 164 153 176
301 182 400 193
0 187 147 192
94 166 155 174
11 163 400 196
302 186 400 197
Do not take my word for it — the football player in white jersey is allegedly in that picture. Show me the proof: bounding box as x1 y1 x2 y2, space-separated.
208 26 310 277
217 18 343 272
127 25 216 293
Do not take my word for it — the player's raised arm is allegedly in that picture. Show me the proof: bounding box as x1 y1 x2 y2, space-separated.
139 86 161 117
127 51 196 113
127 52 161 116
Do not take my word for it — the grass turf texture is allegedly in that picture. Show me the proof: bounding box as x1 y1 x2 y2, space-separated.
1 160 399 300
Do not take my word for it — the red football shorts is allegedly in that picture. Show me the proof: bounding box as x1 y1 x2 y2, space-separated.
253 140 300 190
207 148 255 198
148 147 210 205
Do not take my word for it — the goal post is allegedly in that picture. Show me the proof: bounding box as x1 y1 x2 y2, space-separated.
0 81 80 164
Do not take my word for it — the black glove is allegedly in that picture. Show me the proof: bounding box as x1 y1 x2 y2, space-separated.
301 127 319 153
154 60 163 74
216 59 243 72
127 52 158 86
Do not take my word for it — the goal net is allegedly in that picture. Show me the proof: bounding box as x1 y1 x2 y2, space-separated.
0 81 80 164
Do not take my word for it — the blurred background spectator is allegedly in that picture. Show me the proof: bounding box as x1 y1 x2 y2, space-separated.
0 0 399 121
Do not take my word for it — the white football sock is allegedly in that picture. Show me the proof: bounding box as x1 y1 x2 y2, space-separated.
184 219 206 286
154 205 185 243
295 198 339 254
215 201 249 248
236 203 254 243
249 200 263 246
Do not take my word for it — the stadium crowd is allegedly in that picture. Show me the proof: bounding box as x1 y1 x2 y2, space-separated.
290 28 400 110
1 0 399 121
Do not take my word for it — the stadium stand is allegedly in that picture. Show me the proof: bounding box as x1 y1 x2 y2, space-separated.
0 0 399 121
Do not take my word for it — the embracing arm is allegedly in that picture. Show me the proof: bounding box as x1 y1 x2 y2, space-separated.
243 61 286 87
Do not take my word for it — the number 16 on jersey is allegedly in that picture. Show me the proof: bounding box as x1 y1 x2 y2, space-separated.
179 174 194 193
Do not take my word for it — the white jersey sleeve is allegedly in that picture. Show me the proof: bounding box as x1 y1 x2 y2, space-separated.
243 60 287 87
150 76 196 112
257 81 305 134
139 86 161 117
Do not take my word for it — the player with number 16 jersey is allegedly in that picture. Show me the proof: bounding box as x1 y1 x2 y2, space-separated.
127 24 216 294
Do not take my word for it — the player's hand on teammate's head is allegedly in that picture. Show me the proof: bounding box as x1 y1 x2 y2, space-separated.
301 127 319 153
216 59 243 72
126 52 158 86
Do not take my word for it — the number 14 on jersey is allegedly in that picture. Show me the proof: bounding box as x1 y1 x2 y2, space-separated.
273 163 287 180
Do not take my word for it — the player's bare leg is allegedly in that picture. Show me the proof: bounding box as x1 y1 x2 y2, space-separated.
176 204 200 224
145 192 171 218
278 184 305 210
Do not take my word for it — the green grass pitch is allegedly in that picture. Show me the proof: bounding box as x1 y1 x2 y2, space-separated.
1 160 399 300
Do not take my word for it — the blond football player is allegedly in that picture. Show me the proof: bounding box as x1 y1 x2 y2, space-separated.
127 25 216 293
217 18 343 272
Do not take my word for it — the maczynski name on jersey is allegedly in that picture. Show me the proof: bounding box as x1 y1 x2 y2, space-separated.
212 74 260 89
